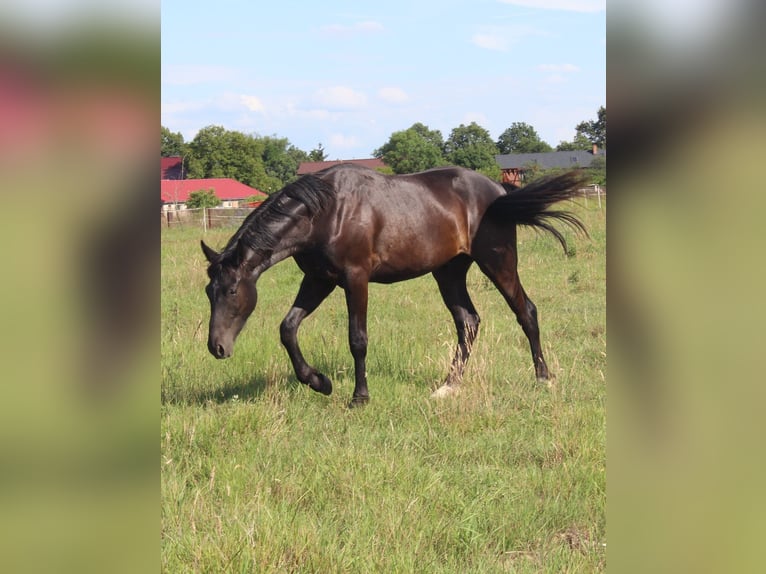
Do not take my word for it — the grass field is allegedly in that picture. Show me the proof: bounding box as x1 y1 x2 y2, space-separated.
161 197 606 572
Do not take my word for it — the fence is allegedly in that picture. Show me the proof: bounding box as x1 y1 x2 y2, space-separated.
578 184 606 210
161 207 256 230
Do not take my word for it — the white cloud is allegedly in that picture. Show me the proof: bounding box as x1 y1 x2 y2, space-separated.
320 20 385 35
161 100 206 114
537 63 581 73
462 112 489 126
314 86 368 110
162 93 265 118
281 98 335 121
240 95 266 113
498 0 605 12
378 87 409 104
535 63 580 84
471 25 550 51
544 74 567 84
472 33 509 51
328 133 360 150
162 65 237 86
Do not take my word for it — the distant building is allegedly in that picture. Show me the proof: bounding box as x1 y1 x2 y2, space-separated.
160 156 267 210
297 158 387 175
496 145 605 186
161 178 267 211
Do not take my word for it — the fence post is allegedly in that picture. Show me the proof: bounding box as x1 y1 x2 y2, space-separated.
203 207 207 232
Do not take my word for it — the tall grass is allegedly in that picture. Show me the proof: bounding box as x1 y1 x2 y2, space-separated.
161 199 606 572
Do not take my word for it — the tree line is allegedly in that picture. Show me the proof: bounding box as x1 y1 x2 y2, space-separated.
162 106 605 195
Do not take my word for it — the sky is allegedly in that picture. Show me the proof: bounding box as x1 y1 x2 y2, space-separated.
161 0 605 160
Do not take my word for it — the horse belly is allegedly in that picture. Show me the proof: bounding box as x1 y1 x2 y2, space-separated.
369 230 466 283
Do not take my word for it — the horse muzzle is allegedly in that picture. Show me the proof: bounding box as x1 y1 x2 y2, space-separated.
208 337 232 359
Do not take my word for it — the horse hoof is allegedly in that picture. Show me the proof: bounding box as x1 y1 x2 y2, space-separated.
308 373 333 395
537 376 555 389
431 385 461 399
348 395 369 408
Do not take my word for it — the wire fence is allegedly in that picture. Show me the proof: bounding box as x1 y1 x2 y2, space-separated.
160 207 255 230
578 184 606 210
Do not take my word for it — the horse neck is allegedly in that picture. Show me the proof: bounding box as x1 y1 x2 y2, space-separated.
244 216 313 279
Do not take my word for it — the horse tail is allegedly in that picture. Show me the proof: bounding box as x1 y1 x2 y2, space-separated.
483 171 589 252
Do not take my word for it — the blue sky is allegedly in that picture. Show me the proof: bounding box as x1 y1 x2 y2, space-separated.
161 0 605 159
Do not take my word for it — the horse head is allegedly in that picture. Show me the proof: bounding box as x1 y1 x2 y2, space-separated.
201 240 257 359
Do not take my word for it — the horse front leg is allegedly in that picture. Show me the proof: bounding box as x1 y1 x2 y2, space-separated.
280 275 336 395
343 272 370 407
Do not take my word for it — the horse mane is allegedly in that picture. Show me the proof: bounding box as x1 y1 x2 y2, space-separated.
219 174 336 262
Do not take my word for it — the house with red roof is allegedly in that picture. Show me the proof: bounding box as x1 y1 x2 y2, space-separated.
161 156 267 210
161 178 267 210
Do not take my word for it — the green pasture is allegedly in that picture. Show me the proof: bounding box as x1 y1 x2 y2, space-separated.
161 198 606 572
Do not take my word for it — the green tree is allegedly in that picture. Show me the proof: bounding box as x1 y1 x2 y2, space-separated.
185 189 221 209
186 125 260 181
243 194 266 206
161 126 186 157
409 122 445 152
443 122 499 175
587 156 606 186
259 135 308 192
556 133 593 151
285 145 310 177
374 122 445 174
519 161 548 184
184 125 308 194
496 122 553 154
308 143 327 162
575 106 606 149
522 155 605 188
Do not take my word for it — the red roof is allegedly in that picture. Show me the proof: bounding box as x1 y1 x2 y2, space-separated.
297 158 386 175
161 178 266 204
161 156 183 179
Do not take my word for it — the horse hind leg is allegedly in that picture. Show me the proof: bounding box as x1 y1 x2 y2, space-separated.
476 254 550 383
431 258 480 397
519 294 550 382
342 269 371 408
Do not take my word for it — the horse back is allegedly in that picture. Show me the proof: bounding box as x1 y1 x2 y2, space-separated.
312 165 504 282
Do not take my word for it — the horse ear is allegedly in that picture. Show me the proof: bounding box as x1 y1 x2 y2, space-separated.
200 240 220 263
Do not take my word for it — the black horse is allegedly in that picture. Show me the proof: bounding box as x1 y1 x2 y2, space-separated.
201 164 586 406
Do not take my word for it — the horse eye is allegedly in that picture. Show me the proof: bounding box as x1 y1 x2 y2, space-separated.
228 287 237 296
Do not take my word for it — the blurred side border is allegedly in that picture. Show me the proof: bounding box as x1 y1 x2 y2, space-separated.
608 0 766 572
0 2 158 572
